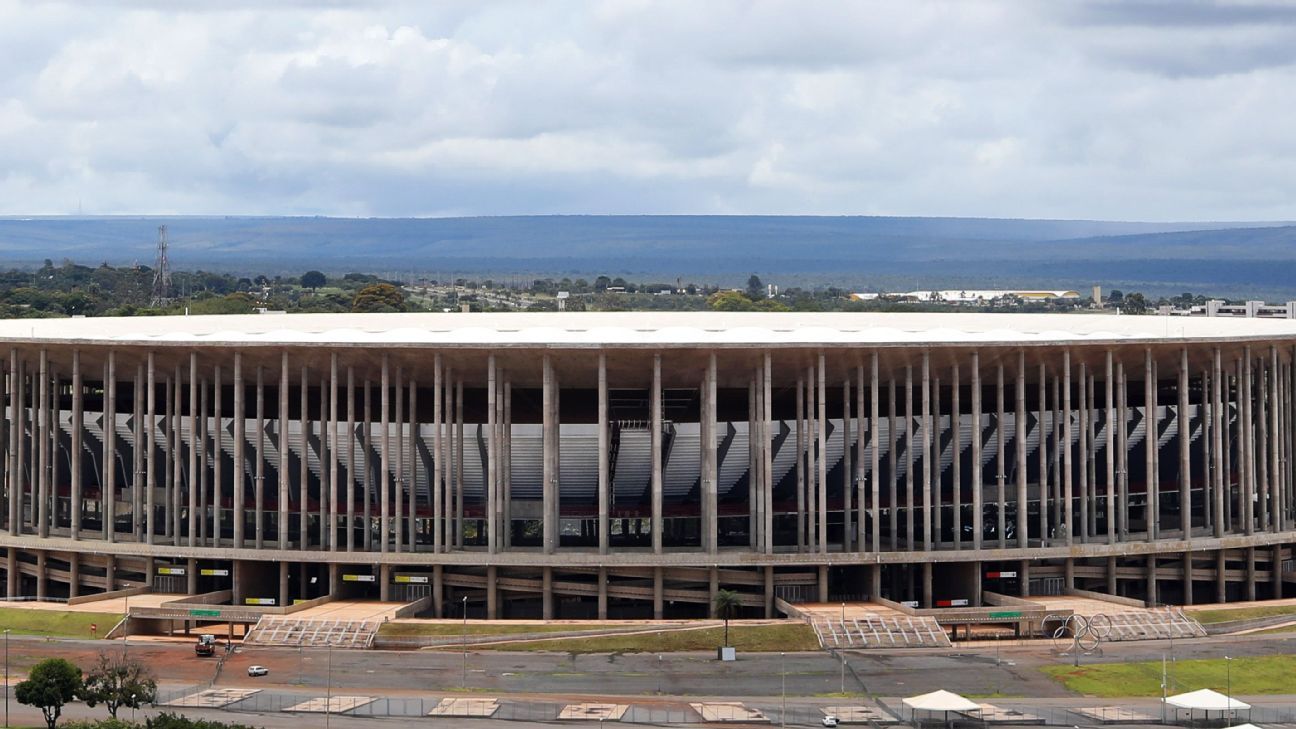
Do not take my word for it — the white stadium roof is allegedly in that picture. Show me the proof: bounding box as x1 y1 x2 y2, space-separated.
2 311 1296 347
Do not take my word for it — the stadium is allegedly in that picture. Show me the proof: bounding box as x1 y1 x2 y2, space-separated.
0 311 1293 628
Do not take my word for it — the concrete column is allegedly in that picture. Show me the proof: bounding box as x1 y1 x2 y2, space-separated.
213 366 222 546
432 356 442 554
411 376 421 552
1216 550 1227 603
1063 351 1073 546
328 563 339 598
1274 544 1283 599
4 548 14 597
904 365 913 551
1078 365 1088 542
710 568 721 617
870 563 882 602
856 364 867 552
35 551 46 600
185 354 197 547
1176 350 1190 540
456 378 464 548
764 566 775 618
380 355 390 553
598 353 609 555
1105 352 1116 544
651 354 663 554
921 562 932 608
996 363 1006 549
433 565 444 618
185 557 197 595
147 350 157 542
487 356 497 554
255 367 265 549
796 375 806 551
543 356 556 554
953 361 963 551
597 567 608 620
14 357 24 537
274 354 288 549
818 564 829 603
104 554 115 593
6 351 16 535
842 376 852 552
379 563 391 602
198 376 208 546
1019 560 1031 598
815 354 826 554
750 373 762 552
971 353 982 551
932 375 941 547
1117 362 1129 540
68 555 79 599
104 353 116 543
1146 554 1158 605
231 560 242 606
329 354 340 552
486 566 498 619
232 352 243 548
1211 352 1226 537
306 369 316 549
37 350 48 539
888 377 898 551
1038 362 1049 546
1243 352 1254 535
132 365 144 540
1016 352 1028 547
870 353 881 553
1183 551 1193 605
756 352 767 549
921 351 932 552
1106 556 1117 596
278 561 289 608
71 351 82 540
1271 347 1282 532
653 567 663 620
542 566 554 620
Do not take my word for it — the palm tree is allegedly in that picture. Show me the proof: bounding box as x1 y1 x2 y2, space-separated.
713 589 742 647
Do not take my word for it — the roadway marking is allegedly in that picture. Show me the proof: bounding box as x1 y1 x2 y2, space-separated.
558 702 629 720
163 688 260 708
428 697 500 717
283 695 375 713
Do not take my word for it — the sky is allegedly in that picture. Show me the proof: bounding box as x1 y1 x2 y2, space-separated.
1 0 1294 220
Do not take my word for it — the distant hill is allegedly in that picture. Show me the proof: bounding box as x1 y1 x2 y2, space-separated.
0 215 1293 297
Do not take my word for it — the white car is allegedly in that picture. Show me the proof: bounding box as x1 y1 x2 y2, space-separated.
821 716 839 728
247 665 269 677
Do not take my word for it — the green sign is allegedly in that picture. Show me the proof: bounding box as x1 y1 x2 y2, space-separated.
189 609 221 618
988 610 1022 619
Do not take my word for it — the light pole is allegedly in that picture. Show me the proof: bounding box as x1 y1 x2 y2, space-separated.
5 628 10 729
780 651 786 728
1223 653 1233 721
123 593 129 660
657 655 662 695
325 643 333 729
462 595 468 690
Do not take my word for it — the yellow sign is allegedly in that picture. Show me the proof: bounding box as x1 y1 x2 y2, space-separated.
394 575 429 584
342 574 376 583
157 567 186 576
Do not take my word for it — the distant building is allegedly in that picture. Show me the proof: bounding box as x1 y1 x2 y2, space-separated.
850 289 1081 304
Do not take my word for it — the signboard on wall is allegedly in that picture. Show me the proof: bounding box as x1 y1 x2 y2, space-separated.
343 574 376 583
244 598 276 606
936 599 970 607
394 575 429 584
157 567 186 576
985 571 1017 579
200 568 231 577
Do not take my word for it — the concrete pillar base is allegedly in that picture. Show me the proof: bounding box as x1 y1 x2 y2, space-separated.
542 567 553 620
433 565 444 619
278 561 289 607
68 555 80 599
1106 556 1118 596
486 565 498 620
817 565 829 603
380 564 391 602
35 551 46 600
1215 550 1227 603
764 566 775 618
1147 554 1158 605
597 568 608 621
1019 560 1030 598
709 568 720 618
921 563 933 608
653 567 663 620
1183 551 1194 606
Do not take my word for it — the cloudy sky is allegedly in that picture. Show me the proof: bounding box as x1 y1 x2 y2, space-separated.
1 0 1294 220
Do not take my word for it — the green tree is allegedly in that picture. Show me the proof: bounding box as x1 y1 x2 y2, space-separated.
79 652 157 719
713 589 742 647
16 657 83 729
745 274 764 300
707 290 755 311
352 283 405 313
300 270 327 290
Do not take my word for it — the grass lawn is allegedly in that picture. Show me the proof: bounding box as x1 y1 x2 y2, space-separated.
1187 604 1296 624
467 623 819 654
0 607 121 638
379 622 587 638
1042 655 1296 697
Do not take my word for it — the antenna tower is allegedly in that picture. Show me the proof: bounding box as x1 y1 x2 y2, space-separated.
151 225 172 306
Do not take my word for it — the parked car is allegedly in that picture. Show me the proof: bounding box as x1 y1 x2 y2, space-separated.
247 665 269 677
822 716 840 727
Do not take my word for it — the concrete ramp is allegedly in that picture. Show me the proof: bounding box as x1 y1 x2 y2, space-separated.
244 617 380 649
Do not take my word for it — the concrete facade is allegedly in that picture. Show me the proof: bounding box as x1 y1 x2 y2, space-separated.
1 311 1296 618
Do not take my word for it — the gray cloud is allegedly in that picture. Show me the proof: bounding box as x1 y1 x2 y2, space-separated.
0 0 1293 220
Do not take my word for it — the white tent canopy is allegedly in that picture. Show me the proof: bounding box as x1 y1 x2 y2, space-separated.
903 690 982 713
1165 689 1251 712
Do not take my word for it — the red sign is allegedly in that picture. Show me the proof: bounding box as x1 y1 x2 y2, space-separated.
90 624 97 633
